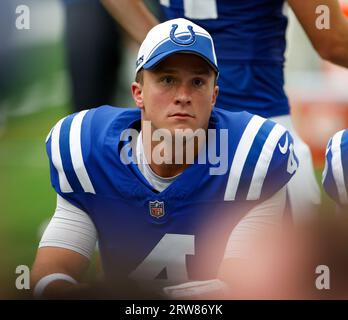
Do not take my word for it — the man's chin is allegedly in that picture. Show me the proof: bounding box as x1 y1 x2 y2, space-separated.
170 125 201 135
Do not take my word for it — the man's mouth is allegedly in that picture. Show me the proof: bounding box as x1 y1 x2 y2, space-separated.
169 113 195 119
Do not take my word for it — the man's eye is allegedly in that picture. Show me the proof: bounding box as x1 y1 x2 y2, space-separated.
193 78 204 87
161 76 174 84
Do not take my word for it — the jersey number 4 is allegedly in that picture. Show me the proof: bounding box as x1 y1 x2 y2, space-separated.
129 234 195 283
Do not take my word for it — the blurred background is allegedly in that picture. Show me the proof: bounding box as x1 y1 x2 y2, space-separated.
0 0 348 298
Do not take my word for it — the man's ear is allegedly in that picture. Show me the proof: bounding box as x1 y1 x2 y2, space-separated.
131 82 144 109
211 85 219 110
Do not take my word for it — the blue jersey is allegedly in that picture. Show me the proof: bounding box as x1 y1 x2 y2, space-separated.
160 0 289 117
46 106 297 292
61 0 98 4
323 129 348 206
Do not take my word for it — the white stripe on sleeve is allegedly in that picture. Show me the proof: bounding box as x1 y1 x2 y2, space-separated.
224 115 266 201
69 110 95 194
45 128 53 143
331 130 348 204
247 124 286 200
51 117 73 193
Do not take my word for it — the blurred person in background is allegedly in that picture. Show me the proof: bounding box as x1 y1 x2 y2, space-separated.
102 0 348 223
322 129 348 213
61 0 125 112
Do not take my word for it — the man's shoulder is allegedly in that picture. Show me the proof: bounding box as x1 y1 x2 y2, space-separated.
46 106 140 143
214 108 287 146
323 129 348 205
44 106 141 195
220 110 297 202
214 108 267 128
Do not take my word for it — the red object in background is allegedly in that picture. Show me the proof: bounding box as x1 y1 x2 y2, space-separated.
288 0 348 168
291 99 348 168
342 3 348 17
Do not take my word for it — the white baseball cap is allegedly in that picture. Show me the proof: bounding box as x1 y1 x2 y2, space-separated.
136 18 219 74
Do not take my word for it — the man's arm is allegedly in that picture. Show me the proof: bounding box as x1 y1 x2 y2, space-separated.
217 187 286 299
31 195 97 298
31 247 90 298
101 0 159 44
163 188 287 299
288 0 348 67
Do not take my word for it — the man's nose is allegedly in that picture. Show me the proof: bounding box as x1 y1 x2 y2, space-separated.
174 84 192 105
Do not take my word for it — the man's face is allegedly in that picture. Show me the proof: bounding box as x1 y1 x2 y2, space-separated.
132 53 219 135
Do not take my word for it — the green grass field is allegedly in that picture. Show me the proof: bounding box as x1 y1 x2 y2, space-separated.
0 40 70 298
0 41 336 299
0 105 68 298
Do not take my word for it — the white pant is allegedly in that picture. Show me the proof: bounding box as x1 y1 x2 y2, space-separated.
270 115 321 223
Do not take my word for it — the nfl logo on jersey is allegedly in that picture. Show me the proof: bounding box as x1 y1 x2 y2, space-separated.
149 200 165 218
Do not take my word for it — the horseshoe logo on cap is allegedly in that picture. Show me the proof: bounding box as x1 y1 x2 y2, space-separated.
170 24 196 45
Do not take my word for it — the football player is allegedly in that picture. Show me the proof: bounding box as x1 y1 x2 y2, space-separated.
322 129 348 211
31 18 298 299
102 0 348 222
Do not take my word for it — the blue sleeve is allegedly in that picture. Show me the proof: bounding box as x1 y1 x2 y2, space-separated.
45 109 96 211
226 117 298 202
259 128 298 201
322 138 339 203
322 130 348 205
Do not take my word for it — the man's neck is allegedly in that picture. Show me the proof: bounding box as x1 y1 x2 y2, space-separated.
149 161 191 178
141 130 204 178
